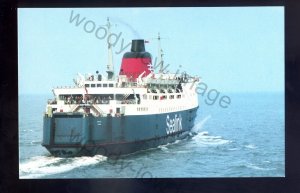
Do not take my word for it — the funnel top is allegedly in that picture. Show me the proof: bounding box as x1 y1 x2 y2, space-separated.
131 39 145 52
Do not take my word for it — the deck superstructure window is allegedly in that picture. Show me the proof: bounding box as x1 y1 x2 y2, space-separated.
116 94 140 104
170 95 174 99
109 83 114 87
103 84 108 87
85 84 90 87
58 94 83 104
153 96 158 100
137 107 148 111
97 84 102 87
89 94 114 104
161 95 167 100
91 84 95 88
116 94 125 100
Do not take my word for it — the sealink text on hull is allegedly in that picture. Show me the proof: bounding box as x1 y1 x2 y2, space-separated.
42 19 199 157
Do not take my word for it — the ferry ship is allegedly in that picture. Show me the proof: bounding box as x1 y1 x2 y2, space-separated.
42 19 199 157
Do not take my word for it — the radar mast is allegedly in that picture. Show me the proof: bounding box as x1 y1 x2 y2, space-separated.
157 33 164 73
106 17 114 80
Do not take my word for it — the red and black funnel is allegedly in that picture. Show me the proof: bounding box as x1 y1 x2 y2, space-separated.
119 39 152 79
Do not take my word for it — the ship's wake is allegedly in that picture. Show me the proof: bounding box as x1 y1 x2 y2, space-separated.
190 115 231 147
191 131 232 146
157 115 230 151
19 155 107 178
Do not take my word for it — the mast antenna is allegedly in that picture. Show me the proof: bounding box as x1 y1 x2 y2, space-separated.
158 33 164 73
154 33 169 73
106 17 114 80
148 33 168 74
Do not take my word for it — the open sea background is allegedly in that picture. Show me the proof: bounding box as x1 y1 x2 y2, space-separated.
19 92 284 178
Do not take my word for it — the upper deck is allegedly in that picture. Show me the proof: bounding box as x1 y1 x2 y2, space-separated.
46 72 199 117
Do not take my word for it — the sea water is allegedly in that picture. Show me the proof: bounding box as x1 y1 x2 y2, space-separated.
19 92 284 178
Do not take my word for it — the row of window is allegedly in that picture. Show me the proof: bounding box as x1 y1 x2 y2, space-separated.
137 107 148 111
143 94 183 100
159 106 185 113
147 88 182 94
137 106 185 113
85 83 115 88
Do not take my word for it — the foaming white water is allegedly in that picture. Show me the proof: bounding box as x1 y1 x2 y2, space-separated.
19 155 107 178
191 115 211 133
228 147 240 151
199 131 209 136
245 144 257 149
192 131 231 146
173 140 181 144
157 139 182 152
158 143 170 152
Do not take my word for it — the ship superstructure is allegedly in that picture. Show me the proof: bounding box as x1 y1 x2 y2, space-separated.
42 19 199 157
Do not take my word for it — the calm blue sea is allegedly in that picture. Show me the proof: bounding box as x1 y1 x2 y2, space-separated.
19 92 284 178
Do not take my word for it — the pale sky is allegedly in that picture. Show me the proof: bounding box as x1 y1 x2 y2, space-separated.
18 7 284 94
